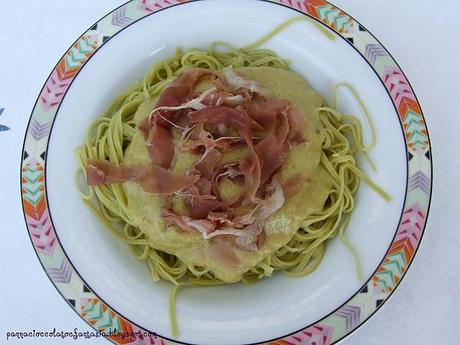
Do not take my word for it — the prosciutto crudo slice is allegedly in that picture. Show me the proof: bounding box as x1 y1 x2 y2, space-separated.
87 160 199 195
87 67 308 252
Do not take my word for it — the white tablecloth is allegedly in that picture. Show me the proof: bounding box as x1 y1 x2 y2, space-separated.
0 1 458 344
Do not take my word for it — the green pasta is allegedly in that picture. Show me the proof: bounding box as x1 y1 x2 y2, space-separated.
76 17 389 336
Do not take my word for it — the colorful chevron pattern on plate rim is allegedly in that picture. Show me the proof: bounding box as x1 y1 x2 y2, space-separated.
20 1 432 344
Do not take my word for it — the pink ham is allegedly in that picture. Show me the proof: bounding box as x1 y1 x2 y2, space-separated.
195 147 222 179
210 240 240 267
163 210 215 238
249 99 305 143
248 99 290 129
194 176 213 196
190 106 265 133
185 174 228 220
287 108 305 143
182 125 246 153
144 123 175 168
256 133 289 186
87 160 198 195
156 68 220 109
235 179 285 250
207 212 235 227
181 124 215 153
189 198 228 220
139 69 221 168
190 106 262 203
255 107 290 186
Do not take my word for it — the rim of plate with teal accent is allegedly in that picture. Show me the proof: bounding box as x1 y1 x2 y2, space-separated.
20 1 432 344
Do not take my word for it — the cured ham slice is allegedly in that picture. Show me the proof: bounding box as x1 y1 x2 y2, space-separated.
87 160 198 195
256 132 290 186
235 180 285 251
141 123 175 168
195 147 222 179
163 210 215 238
249 99 305 142
190 106 265 134
162 210 242 240
189 198 227 220
139 69 221 168
181 124 215 153
248 99 290 129
190 106 263 203
157 68 220 109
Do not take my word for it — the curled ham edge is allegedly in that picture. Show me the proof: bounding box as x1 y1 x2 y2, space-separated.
87 67 306 253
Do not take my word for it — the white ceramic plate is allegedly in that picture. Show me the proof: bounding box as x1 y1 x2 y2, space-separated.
22 1 431 344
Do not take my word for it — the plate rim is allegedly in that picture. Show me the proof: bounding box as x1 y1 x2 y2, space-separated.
20 0 433 344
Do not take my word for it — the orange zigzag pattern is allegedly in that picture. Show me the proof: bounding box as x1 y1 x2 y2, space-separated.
22 163 46 220
23 197 46 221
305 0 351 33
305 0 328 18
388 237 415 266
373 238 414 292
399 97 422 119
81 298 136 344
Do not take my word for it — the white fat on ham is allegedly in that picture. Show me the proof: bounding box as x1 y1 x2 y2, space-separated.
189 180 285 249
222 94 245 107
235 180 285 250
163 210 214 237
149 87 217 121
223 67 271 98
207 93 246 107
163 211 243 240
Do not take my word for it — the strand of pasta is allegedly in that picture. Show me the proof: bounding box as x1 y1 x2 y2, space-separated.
242 15 335 52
